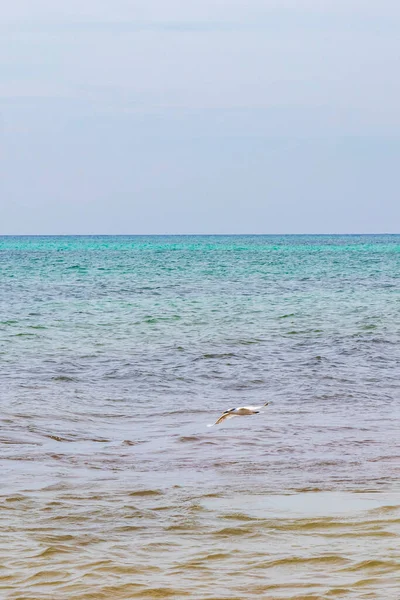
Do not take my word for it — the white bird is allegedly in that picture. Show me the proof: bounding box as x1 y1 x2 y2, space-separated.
208 402 270 427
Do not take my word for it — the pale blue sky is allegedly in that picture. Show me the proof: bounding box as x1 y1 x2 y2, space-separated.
1 0 400 234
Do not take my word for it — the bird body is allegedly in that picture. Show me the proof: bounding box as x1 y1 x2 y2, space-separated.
209 402 270 426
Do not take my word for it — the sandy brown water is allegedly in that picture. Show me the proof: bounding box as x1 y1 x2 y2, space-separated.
1 235 399 598
1 400 399 599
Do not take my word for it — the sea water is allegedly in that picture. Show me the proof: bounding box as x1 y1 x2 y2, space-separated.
0 235 399 598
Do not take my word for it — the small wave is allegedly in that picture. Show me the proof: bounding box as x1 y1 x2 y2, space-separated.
222 512 259 522
326 589 354 598
143 315 181 324
4 495 27 503
264 555 348 567
23 569 67 583
195 352 237 361
13 332 37 337
35 545 72 558
341 559 400 572
352 577 381 587
274 519 346 531
200 493 221 498
179 552 233 567
128 490 163 497
296 487 325 493
368 504 400 514
116 525 144 532
164 524 193 532
213 526 253 536
130 588 186 598
45 434 70 442
52 375 77 382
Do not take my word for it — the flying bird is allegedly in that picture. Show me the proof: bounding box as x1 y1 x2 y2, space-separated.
208 402 270 427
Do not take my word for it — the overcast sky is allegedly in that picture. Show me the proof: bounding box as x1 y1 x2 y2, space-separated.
1 0 400 234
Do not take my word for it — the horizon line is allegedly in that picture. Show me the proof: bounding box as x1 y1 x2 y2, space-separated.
0 233 399 237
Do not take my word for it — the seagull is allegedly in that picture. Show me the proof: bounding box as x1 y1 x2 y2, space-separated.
208 402 270 427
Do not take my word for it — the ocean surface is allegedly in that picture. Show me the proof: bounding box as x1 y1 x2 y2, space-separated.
0 234 399 599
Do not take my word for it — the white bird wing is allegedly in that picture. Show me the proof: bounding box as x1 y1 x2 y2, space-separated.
241 402 270 411
211 412 236 426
